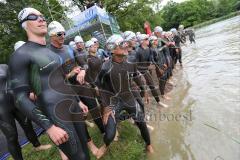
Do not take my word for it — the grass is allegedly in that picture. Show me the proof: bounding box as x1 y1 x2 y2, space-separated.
8 121 147 160
192 11 240 29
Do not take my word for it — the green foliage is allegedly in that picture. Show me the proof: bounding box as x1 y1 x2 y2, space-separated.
159 0 239 30
8 122 147 160
0 0 239 64
103 0 158 32
0 0 65 64
102 0 239 32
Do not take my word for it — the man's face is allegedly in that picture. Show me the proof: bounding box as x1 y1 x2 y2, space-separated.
94 41 99 48
51 32 65 46
26 11 47 36
153 39 158 46
142 38 149 46
112 42 128 56
168 33 173 39
89 45 98 53
76 42 84 49
154 32 162 38
129 39 137 47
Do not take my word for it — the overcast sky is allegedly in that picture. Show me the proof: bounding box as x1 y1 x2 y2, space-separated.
159 0 187 8
0 0 187 18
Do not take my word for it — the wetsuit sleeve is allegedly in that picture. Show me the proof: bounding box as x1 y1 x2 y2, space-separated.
153 50 158 64
150 48 157 63
8 52 53 130
74 50 88 70
174 35 181 47
96 62 114 107
180 36 185 43
132 64 146 93
86 58 96 86
135 48 147 71
135 48 140 63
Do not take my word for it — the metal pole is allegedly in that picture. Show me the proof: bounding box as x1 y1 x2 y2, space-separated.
100 17 107 41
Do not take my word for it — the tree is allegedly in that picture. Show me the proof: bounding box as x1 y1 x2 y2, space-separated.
158 0 236 30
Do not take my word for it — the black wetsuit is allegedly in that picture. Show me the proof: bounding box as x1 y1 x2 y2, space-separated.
127 49 137 63
98 59 150 146
135 46 160 102
152 47 168 96
163 47 173 79
157 38 173 77
173 34 182 64
0 64 41 160
178 30 186 43
188 30 196 43
126 48 146 112
96 48 109 60
165 37 177 69
75 49 88 67
48 45 88 76
79 54 105 136
49 45 104 140
8 41 90 160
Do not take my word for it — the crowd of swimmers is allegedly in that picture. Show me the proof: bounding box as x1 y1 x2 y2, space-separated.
0 7 195 160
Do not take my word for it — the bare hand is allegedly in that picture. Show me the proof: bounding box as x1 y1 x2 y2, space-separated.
79 101 89 113
102 107 115 125
46 125 69 146
29 92 37 101
176 48 179 53
76 70 85 85
95 86 100 96
163 64 168 70
148 64 155 71
104 57 109 61
66 67 81 79
144 92 150 104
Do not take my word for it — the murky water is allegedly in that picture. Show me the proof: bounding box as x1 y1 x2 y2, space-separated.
148 16 240 160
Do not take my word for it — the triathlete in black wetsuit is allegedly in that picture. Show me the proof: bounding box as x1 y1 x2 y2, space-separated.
83 40 105 135
96 35 154 159
187 29 196 44
171 28 183 66
123 31 138 63
135 34 168 107
8 8 89 160
154 28 174 81
123 31 149 108
165 32 177 70
0 64 51 160
150 36 170 100
74 36 88 62
48 21 104 157
154 27 175 100
91 38 110 61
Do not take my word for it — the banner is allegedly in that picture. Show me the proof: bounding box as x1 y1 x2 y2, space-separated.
66 5 110 36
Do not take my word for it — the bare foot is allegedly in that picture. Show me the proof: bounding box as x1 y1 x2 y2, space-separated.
59 149 69 160
147 124 154 131
96 144 108 159
88 140 99 156
146 145 154 153
128 118 135 124
114 130 119 141
34 144 52 151
145 115 150 121
157 102 169 108
85 120 95 128
162 95 171 100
